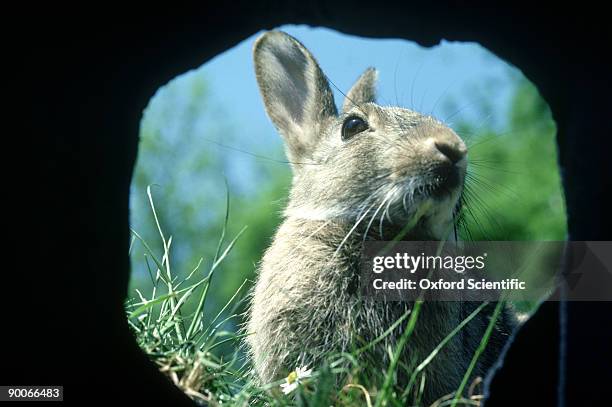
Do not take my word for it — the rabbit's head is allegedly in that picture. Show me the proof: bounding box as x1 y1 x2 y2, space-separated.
254 31 467 240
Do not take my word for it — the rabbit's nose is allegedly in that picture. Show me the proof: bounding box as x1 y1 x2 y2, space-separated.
429 128 467 165
435 141 466 164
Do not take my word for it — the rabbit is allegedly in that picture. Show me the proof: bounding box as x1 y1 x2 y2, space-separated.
245 30 515 404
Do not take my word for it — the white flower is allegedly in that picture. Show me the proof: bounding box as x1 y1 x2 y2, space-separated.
280 365 313 395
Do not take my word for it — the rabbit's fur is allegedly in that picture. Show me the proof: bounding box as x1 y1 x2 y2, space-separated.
246 31 515 404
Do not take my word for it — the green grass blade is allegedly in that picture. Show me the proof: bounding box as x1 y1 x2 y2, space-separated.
355 308 412 355
128 292 179 319
402 301 490 400
375 300 423 407
450 301 505 407
185 226 247 341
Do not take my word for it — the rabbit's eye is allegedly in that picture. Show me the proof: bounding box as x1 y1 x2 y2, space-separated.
341 116 369 141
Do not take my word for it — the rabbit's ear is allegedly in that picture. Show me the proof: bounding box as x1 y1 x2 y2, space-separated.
254 31 337 162
342 68 377 113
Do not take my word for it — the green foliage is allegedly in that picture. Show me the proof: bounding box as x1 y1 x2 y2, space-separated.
216 173 290 302
456 80 567 241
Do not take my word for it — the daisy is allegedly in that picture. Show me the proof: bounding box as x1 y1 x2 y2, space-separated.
280 365 313 395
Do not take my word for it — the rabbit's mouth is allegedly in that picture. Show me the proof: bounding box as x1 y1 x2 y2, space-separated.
425 168 464 201
387 165 465 240
409 163 465 203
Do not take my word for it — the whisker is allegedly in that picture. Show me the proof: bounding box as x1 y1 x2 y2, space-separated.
202 137 321 166
333 199 379 258
409 60 425 111
326 75 368 116
363 191 392 245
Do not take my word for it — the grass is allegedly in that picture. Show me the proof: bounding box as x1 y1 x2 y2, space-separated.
125 187 504 406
